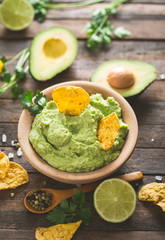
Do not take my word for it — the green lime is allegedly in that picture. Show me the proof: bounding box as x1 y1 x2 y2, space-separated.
0 0 34 31
94 178 136 223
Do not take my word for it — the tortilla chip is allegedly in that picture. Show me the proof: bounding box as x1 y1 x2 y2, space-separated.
0 162 29 190
0 152 9 179
35 220 82 240
97 112 120 150
138 182 165 211
52 86 90 116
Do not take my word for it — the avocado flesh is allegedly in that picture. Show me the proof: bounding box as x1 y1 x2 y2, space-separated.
30 27 78 81
91 60 157 97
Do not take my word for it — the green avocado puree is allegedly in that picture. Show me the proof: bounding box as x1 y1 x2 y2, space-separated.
29 94 128 172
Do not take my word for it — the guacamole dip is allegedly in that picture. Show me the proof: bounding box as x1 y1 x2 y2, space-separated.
29 94 128 172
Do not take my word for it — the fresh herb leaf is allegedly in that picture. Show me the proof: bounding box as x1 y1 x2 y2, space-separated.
19 90 33 108
0 56 8 63
34 89 47 108
15 67 27 81
72 189 86 209
10 85 23 98
85 0 130 50
29 0 52 22
114 26 131 38
60 199 70 212
78 207 92 225
46 189 92 225
46 207 66 225
1 71 12 83
19 90 48 116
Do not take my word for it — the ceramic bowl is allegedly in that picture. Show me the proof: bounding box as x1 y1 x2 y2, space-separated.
18 81 138 184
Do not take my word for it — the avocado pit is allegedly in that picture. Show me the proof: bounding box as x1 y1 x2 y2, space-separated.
107 67 135 89
43 38 67 59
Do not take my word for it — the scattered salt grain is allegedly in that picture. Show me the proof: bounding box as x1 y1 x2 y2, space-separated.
8 152 14 159
11 140 20 148
160 74 165 80
2 134 7 143
17 147 22 157
155 176 163 183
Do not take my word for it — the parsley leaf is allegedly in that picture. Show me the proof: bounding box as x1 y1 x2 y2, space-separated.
72 189 86 209
46 207 66 225
85 0 131 50
46 189 92 225
114 26 131 38
10 85 23 98
19 90 48 116
0 56 8 63
78 207 92 225
34 89 48 108
19 90 33 108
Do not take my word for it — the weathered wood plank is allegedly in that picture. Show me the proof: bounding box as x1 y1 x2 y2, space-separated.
0 19 165 39
1 40 165 64
45 4 165 19
0 230 165 240
0 175 165 231
130 101 165 124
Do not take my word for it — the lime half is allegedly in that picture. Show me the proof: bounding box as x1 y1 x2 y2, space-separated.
94 178 136 223
0 0 34 31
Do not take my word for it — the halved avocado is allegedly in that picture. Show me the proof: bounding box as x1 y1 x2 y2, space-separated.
30 27 78 81
91 60 157 98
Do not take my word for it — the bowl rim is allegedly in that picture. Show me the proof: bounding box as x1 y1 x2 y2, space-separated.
18 81 138 184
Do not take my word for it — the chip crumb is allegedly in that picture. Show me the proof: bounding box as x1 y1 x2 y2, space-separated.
10 192 15 198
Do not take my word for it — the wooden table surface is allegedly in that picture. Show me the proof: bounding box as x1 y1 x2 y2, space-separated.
0 0 165 239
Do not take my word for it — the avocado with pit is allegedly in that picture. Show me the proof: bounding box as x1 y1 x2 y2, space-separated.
30 27 78 81
91 60 157 98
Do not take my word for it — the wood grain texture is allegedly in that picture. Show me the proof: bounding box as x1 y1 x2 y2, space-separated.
0 175 165 232
0 19 165 40
0 0 165 238
0 230 165 240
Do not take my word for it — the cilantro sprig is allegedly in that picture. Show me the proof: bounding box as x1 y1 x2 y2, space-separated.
0 49 29 97
85 0 131 50
29 0 105 22
46 189 92 225
19 90 48 116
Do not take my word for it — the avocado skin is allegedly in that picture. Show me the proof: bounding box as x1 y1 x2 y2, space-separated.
91 60 157 98
30 27 78 81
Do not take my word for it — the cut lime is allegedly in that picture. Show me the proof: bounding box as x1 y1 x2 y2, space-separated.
94 178 136 223
0 0 34 31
